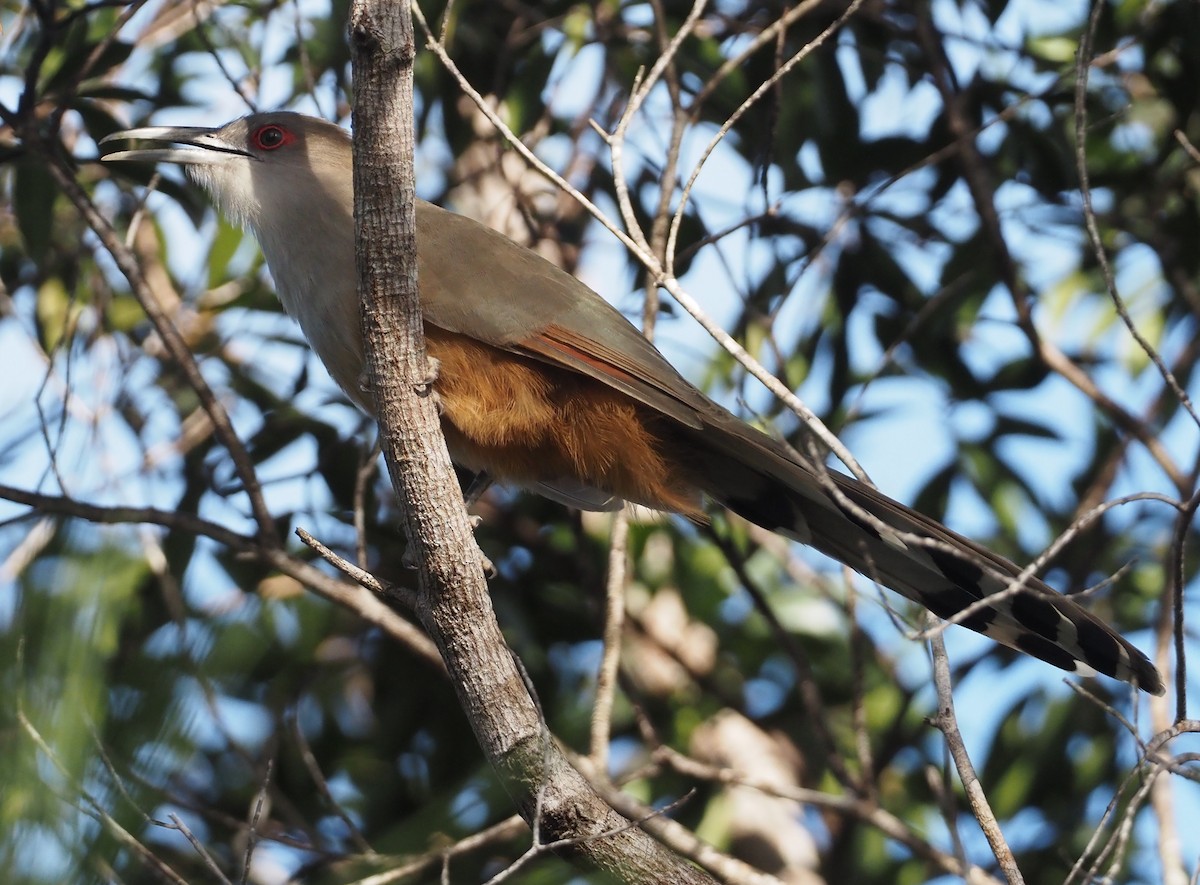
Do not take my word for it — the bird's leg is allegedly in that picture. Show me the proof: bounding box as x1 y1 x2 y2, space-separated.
473 536 497 580
464 471 494 508
465 472 496 578
400 469 497 578
402 359 501 576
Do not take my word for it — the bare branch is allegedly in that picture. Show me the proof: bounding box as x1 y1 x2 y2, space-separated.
0 482 443 666
43 147 280 544
590 508 629 768
928 629 1023 884
1073 1 1200 437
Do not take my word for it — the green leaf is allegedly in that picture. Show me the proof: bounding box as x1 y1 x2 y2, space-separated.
13 160 58 264
35 277 72 352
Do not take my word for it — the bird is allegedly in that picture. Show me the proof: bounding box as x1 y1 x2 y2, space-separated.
100 111 1164 695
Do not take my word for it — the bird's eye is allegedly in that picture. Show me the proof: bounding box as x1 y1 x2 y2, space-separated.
251 125 292 151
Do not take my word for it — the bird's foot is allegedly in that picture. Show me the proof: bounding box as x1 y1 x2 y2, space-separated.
467 514 497 578
414 355 443 414
477 548 497 580
400 514 495 579
355 356 443 412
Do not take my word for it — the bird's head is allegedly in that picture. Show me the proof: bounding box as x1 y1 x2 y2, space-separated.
100 112 354 237
100 112 362 390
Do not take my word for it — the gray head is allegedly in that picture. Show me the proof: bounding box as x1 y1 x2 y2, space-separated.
101 111 355 235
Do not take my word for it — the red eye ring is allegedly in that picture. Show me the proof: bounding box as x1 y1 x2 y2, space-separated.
251 124 294 151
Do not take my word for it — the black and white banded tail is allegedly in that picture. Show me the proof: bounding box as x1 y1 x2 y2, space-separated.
685 415 1164 695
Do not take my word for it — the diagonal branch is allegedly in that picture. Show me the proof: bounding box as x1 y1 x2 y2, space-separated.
43 147 281 545
352 2 716 880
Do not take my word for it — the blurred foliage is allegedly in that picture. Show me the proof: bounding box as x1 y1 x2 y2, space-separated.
1 0 1197 883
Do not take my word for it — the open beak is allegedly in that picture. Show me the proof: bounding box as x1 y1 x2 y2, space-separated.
99 126 249 165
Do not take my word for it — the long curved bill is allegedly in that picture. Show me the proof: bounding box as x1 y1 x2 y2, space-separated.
99 126 248 165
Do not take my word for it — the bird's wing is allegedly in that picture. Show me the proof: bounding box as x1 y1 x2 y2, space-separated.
415 200 709 429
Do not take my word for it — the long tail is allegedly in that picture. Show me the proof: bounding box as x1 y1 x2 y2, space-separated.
685 415 1164 695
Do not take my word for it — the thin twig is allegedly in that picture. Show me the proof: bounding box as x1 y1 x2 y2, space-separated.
0 481 442 665
355 434 382 569
45 148 281 545
165 812 233 884
928 631 1024 884
572 756 785 885
913 2 1187 493
590 508 629 768
290 711 375 856
914 491 1180 642
656 744 1003 885
1073 2 1200 437
348 816 527 885
296 526 419 610
16 705 190 885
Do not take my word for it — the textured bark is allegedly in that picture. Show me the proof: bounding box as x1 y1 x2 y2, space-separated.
347 2 713 880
